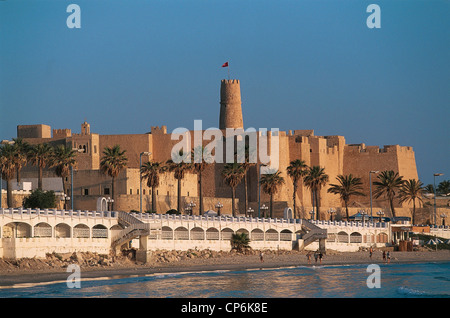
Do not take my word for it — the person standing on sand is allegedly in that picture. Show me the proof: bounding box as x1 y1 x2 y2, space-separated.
382 250 386 263
260 251 264 263
369 246 373 259
306 251 312 264
387 251 391 264
314 251 319 264
319 251 323 265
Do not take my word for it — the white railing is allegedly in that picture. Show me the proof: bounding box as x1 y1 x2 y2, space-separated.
310 220 388 229
131 213 302 225
0 208 117 219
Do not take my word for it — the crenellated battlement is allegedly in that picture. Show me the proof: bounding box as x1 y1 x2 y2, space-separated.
346 144 414 154
221 79 240 84
151 125 167 135
52 128 72 139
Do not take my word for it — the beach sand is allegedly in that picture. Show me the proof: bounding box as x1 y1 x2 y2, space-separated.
1 249 449 288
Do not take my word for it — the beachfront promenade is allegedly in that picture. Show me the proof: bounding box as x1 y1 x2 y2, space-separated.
0 208 447 260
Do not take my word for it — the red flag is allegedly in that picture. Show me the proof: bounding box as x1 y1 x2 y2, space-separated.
222 62 229 67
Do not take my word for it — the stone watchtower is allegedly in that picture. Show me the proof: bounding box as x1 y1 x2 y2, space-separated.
219 79 244 129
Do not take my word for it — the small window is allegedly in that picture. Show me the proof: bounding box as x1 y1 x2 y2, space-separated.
143 189 146 195
94 145 97 153
104 188 110 195
130 189 133 195
83 188 89 196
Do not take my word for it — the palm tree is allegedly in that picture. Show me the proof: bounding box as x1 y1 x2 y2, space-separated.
50 145 78 209
166 150 192 213
100 145 128 211
191 146 210 215
231 232 250 252
327 174 365 220
239 144 256 216
303 166 329 220
398 179 424 225
260 170 285 218
28 143 54 190
0 143 17 208
12 138 30 184
140 160 167 213
286 159 308 219
423 184 435 195
437 180 450 196
221 163 245 217
372 170 404 219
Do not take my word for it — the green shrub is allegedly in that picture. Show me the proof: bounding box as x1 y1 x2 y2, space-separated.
23 189 57 209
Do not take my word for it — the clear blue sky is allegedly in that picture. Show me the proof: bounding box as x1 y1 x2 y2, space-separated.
0 0 449 185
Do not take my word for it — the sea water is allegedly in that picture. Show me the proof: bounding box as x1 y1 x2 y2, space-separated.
0 262 449 298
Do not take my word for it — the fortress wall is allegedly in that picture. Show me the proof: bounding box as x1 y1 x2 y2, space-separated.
124 168 198 201
99 134 152 169
343 144 419 213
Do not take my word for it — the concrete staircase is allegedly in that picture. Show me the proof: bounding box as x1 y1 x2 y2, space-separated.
301 219 328 252
111 212 152 250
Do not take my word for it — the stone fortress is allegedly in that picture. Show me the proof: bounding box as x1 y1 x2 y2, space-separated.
9 79 419 220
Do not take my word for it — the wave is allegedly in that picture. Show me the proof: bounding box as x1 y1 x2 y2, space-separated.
397 286 450 298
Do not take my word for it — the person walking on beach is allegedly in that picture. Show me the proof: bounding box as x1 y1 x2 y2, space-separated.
386 251 391 264
306 251 312 264
314 251 319 264
382 250 386 263
369 246 373 259
318 251 323 265
260 251 264 263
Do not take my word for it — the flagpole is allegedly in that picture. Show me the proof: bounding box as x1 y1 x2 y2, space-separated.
228 64 230 80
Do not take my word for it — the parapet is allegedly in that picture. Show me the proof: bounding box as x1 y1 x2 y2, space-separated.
221 79 240 84
345 144 414 154
293 130 314 137
151 126 167 135
53 128 72 139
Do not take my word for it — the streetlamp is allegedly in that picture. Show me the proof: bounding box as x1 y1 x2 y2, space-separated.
189 201 196 216
139 151 152 213
369 171 379 221
258 164 267 217
309 209 315 220
106 197 114 212
215 202 223 216
260 204 268 218
433 173 443 226
377 210 385 223
360 209 367 226
440 213 447 226
328 208 336 221
71 148 84 210
247 207 254 217
60 193 70 210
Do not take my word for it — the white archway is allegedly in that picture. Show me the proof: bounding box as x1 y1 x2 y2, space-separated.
96 197 108 212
